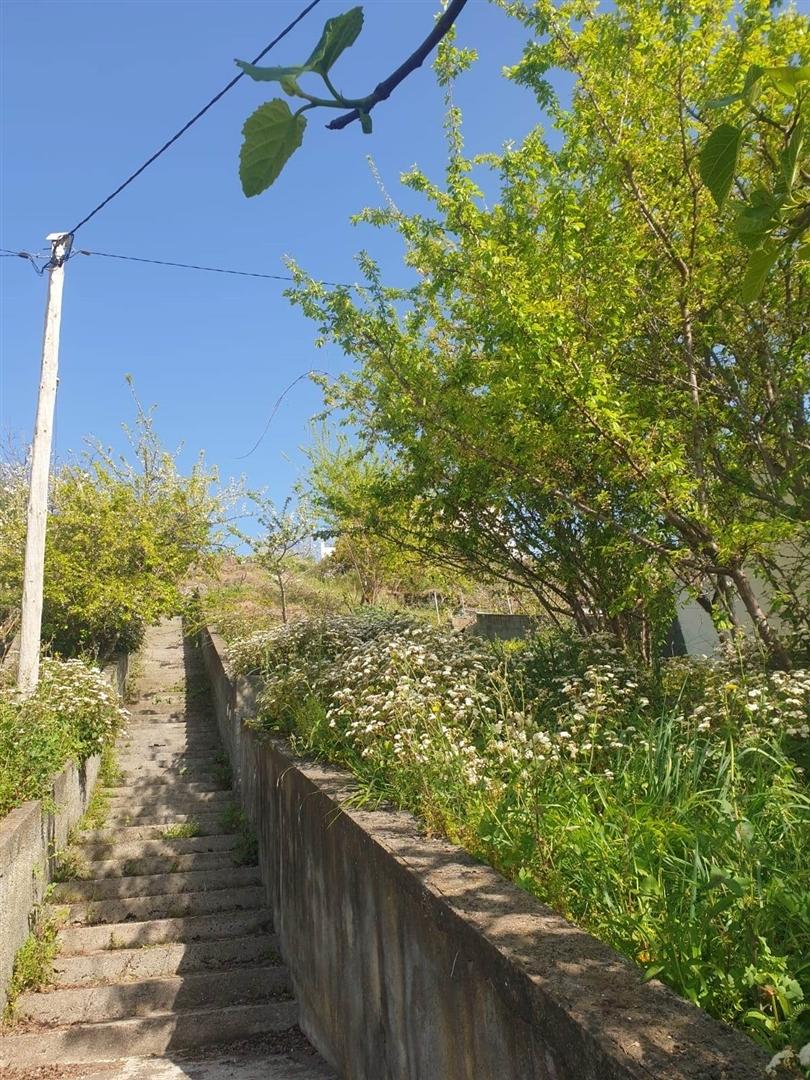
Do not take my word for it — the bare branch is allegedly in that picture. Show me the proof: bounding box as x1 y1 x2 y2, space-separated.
326 0 469 131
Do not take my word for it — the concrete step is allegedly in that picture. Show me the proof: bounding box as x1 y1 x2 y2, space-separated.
61 884 266 926
104 806 235 828
52 865 261 902
58 908 273 955
79 814 234 844
104 779 229 796
117 753 221 769
118 737 220 751
76 833 240 863
16 965 291 1025
51 934 280 987
124 725 218 737
105 790 233 812
0 1000 299 1064
109 773 226 790
79 849 242 879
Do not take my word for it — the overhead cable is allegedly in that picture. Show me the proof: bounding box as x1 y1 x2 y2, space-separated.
67 0 322 236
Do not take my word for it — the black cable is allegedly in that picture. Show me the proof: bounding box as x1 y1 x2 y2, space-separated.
0 248 48 275
73 248 357 289
237 369 329 459
67 0 322 237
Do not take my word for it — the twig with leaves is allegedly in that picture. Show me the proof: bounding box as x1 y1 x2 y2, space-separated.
237 2 468 196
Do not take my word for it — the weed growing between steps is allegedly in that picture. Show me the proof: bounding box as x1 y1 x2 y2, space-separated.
162 820 200 839
221 805 259 866
3 912 60 1023
211 750 233 789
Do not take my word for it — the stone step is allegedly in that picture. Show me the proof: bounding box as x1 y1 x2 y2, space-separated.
58 908 273 955
77 833 240 863
79 814 234 844
16 965 291 1025
53 865 261 902
61 884 266 926
51 933 280 986
105 790 233 812
0 1000 299 1065
79 848 243 879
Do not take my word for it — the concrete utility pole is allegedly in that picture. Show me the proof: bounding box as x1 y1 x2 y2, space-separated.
17 232 73 696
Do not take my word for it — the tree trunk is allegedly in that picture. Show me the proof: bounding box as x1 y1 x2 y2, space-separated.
728 565 791 670
277 571 288 624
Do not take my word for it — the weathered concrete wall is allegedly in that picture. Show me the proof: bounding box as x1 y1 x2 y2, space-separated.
0 654 127 1010
199 627 770 1080
468 612 538 641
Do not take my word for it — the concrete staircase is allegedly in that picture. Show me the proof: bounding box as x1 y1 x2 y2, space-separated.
0 619 335 1078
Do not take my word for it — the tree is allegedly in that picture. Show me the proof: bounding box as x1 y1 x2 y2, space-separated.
252 495 316 623
289 1 809 665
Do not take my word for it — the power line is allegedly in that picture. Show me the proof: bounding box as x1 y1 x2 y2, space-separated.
67 0 322 237
72 248 358 289
3 245 360 290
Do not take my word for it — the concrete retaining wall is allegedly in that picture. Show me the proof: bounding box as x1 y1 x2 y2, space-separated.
0 654 127 1010
199 627 770 1080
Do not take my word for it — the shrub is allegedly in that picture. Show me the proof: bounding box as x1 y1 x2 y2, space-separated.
0 658 127 817
0 399 222 660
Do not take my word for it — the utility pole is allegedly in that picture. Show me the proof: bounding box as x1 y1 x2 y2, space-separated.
17 232 73 696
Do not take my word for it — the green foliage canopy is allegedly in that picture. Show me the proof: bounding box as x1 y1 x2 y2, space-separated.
290 0 809 664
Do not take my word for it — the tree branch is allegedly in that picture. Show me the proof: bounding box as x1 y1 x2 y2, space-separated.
325 0 469 131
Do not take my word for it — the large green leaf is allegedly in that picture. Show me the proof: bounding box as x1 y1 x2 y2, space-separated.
781 117 805 193
304 7 364 76
239 100 307 197
764 64 810 99
741 244 779 302
699 124 742 209
236 61 304 83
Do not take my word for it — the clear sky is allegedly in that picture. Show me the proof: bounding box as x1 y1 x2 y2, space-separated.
1 0 552 513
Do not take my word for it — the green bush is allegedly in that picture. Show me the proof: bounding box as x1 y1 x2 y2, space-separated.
232 616 810 1065
0 658 127 817
0 399 222 660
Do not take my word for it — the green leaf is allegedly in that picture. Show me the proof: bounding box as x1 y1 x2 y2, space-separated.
741 244 779 302
304 7 364 76
706 92 743 110
764 64 810 99
742 64 764 104
734 192 778 244
700 124 742 209
239 100 307 197
781 117 805 193
236 61 305 83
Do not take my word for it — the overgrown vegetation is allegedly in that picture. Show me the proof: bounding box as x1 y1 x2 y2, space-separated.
0 659 126 817
231 612 810 1064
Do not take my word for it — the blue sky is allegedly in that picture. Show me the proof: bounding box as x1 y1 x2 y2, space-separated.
1 0 550 513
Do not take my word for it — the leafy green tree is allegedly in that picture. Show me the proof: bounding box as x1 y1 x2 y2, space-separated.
289 0 809 666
